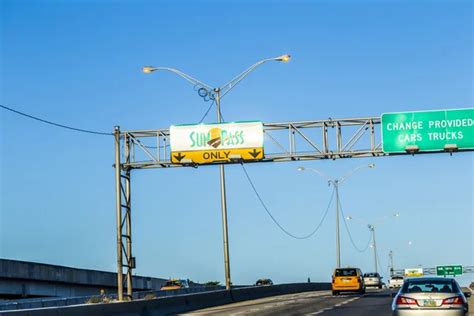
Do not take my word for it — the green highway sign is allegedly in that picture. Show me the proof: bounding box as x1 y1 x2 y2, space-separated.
381 108 474 153
436 265 463 276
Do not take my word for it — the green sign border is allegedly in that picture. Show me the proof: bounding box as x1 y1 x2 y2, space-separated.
436 265 463 276
381 108 474 153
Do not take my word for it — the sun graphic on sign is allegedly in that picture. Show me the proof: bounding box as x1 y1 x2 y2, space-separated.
207 127 222 148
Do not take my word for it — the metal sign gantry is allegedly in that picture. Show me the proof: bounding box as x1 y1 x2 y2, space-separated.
113 116 472 300
393 266 474 276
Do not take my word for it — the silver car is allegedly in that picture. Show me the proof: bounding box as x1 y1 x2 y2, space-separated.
392 277 469 316
364 272 383 289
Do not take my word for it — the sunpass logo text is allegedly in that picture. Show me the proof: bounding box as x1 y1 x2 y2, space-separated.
189 128 245 149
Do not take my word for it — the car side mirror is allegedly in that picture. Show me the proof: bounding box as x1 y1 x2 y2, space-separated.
463 291 471 298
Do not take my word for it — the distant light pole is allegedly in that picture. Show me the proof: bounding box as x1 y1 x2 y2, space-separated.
143 55 291 290
297 163 375 268
368 224 378 273
389 250 394 277
347 213 399 273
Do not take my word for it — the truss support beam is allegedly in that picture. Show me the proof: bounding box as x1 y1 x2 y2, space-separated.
117 117 473 170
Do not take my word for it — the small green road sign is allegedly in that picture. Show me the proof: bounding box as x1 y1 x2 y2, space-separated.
436 265 463 276
381 108 474 153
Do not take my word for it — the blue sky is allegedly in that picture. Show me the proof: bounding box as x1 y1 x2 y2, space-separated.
1 0 472 286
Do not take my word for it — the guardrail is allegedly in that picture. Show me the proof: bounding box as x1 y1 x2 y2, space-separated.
1 283 330 315
0 286 223 311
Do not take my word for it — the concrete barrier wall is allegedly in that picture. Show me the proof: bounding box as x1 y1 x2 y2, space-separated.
0 259 166 291
0 287 224 311
1 283 331 315
0 279 119 298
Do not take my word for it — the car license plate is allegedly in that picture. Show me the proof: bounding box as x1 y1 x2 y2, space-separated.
343 278 350 283
422 299 436 307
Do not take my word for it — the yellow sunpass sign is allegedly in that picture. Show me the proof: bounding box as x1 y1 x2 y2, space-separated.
404 268 423 277
171 147 264 164
170 121 264 164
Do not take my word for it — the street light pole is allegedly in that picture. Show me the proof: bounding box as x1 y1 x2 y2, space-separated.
389 250 394 277
143 55 291 290
215 88 231 289
369 224 377 273
297 164 375 269
334 180 341 268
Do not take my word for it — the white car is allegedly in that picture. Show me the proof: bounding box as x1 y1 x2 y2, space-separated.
388 275 404 288
363 272 383 289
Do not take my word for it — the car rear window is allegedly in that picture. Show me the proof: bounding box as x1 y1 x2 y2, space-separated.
335 269 357 277
401 280 457 293
364 273 379 277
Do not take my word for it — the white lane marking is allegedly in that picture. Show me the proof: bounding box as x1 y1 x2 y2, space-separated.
307 295 363 315
307 307 332 315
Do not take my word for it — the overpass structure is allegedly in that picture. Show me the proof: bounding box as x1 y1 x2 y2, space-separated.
0 259 166 299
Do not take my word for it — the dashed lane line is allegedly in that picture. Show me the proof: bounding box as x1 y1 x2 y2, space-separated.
306 295 362 315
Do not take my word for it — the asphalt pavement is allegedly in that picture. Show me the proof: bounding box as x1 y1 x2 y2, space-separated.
180 289 392 315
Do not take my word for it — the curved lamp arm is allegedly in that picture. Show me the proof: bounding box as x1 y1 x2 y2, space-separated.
220 54 291 98
339 163 375 185
142 66 213 91
297 166 332 184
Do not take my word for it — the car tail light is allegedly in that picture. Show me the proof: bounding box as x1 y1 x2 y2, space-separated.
357 277 362 283
442 296 464 305
332 276 335 283
395 296 417 305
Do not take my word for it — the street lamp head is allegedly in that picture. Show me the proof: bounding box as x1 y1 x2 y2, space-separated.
142 66 157 74
276 54 291 62
368 163 376 168
297 166 305 171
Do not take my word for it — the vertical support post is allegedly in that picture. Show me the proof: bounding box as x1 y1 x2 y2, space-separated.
336 122 342 156
322 123 328 154
289 124 295 156
114 126 124 301
215 88 231 290
369 119 375 151
124 135 133 298
334 181 341 268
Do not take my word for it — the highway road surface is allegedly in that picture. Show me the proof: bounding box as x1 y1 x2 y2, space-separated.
181 289 392 315
181 288 473 316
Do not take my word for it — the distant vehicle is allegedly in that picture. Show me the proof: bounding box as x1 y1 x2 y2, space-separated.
332 267 365 295
255 278 274 286
389 276 405 288
160 279 190 290
363 272 383 289
391 277 469 316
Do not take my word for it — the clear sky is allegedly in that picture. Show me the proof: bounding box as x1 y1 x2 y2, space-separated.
1 0 472 287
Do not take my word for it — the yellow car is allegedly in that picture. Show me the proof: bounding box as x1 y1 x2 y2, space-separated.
332 267 366 295
160 279 190 291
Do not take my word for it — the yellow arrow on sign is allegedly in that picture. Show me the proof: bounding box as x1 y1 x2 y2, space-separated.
171 147 264 164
